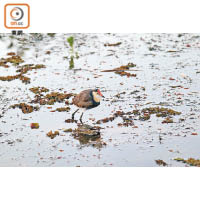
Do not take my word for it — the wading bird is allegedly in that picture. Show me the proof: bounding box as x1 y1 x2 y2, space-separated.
72 89 104 123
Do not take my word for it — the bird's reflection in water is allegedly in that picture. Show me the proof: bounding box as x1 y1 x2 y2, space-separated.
72 124 106 149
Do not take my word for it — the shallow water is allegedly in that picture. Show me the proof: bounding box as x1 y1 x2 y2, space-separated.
0 33 200 166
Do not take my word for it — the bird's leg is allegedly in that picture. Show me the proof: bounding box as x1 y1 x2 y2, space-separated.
80 112 84 124
72 109 79 120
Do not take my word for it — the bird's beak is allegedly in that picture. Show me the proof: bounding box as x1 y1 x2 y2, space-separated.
100 93 105 98
98 90 104 98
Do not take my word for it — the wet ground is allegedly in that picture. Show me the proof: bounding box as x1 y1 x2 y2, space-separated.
0 33 200 167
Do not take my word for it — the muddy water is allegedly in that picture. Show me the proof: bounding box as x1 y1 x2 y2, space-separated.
0 33 200 166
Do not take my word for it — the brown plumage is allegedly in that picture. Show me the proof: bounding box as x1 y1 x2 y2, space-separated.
72 89 93 108
72 89 104 123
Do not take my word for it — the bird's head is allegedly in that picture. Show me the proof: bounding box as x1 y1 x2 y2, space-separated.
92 89 105 102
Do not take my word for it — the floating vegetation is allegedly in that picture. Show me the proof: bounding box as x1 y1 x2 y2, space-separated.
0 74 21 81
139 114 151 121
7 52 16 56
139 107 180 122
45 92 74 103
97 110 130 124
132 110 140 115
0 54 45 84
101 63 136 72
142 107 181 117
16 64 46 74
96 107 180 124
191 133 198 136
19 75 31 84
170 85 183 88
118 116 135 127
0 54 24 66
31 92 75 105
29 87 49 94
104 42 122 47
149 47 157 51
0 62 9 68
52 107 71 112
45 51 51 55
162 117 173 124
46 130 59 139
96 116 115 124
30 123 39 129
114 91 126 98
0 74 30 84
174 158 200 167
115 71 136 77
6 56 24 65
10 103 39 114
101 63 137 77
63 128 73 132
155 159 168 166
